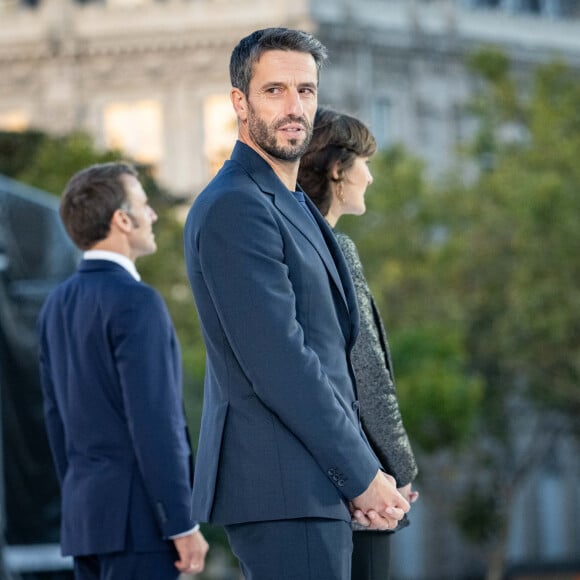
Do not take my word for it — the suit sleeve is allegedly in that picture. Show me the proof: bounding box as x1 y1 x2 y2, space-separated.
195 189 380 499
112 286 195 538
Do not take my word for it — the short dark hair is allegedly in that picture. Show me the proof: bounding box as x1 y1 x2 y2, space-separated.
299 106 377 216
230 27 328 96
60 162 138 250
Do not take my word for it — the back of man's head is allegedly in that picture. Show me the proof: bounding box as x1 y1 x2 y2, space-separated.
60 162 137 250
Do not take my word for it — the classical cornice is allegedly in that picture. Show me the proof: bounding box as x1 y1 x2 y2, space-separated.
315 11 580 71
0 0 313 62
0 30 236 61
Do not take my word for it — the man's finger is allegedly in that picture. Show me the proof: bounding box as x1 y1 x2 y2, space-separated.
367 510 395 531
384 506 406 520
351 509 371 527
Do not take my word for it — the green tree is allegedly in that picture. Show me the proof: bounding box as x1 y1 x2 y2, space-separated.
448 51 580 577
1 130 121 194
341 49 580 578
0 129 46 177
450 48 580 431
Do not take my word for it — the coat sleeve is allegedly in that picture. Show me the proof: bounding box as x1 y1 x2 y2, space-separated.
335 232 418 487
111 285 195 538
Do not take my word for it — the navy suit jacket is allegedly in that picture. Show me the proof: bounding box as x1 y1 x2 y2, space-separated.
184 141 381 526
37 260 195 557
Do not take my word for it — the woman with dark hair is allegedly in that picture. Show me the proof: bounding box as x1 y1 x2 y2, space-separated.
299 107 419 580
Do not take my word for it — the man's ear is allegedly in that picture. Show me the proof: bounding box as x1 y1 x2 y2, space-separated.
111 209 132 234
231 88 248 122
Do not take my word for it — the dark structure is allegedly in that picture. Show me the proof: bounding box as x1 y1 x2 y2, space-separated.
0 175 78 577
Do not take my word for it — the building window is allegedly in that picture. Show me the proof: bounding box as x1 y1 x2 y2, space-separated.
103 100 163 166
105 0 149 5
203 95 237 177
0 111 29 132
370 98 392 151
461 0 580 16
460 0 501 7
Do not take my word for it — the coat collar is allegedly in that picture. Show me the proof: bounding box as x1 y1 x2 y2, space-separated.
78 259 136 279
83 250 140 281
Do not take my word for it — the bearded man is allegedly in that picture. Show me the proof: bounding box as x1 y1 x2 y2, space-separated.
183 28 409 580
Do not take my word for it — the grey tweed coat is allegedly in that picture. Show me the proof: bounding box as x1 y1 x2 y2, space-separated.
335 232 418 531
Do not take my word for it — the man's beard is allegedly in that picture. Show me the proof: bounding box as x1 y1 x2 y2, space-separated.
248 106 313 162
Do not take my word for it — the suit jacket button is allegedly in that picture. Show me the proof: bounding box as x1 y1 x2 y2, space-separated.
338 479 345 486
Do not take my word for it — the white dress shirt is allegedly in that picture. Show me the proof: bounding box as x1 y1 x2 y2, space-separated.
83 249 141 281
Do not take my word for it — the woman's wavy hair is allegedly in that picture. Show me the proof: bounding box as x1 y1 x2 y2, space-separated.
299 106 376 216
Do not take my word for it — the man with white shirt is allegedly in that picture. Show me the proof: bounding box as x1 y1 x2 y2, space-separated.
37 162 208 580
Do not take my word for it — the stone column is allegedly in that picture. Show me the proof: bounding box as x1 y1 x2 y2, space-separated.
160 83 206 196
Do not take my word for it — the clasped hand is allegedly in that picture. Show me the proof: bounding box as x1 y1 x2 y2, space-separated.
349 470 413 531
173 530 209 575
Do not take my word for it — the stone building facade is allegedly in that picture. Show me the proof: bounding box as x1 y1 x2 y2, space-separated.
0 0 313 195
2 0 580 195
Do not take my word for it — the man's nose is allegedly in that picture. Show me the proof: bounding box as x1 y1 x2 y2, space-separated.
284 89 304 117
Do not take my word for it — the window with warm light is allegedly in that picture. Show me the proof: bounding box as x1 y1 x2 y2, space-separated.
204 95 237 177
103 100 163 166
105 0 150 5
0 111 29 132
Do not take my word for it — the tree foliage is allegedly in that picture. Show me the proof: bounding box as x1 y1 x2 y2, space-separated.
459 49 580 418
0 130 121 195
341 48 580 574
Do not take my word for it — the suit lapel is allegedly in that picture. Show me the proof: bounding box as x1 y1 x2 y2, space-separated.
318 216 360 345
274 189 348 302
230 142 359 344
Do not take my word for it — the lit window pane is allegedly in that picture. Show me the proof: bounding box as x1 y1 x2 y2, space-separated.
103 100 163 165
0 111 29 131
204 95 237 176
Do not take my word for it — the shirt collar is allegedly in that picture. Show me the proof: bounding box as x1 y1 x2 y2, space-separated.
83 249 141 281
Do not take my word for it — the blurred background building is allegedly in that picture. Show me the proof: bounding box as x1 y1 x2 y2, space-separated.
1 1 580 578
1 0 580 195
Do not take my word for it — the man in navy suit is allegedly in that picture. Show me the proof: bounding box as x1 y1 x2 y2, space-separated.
184 28 410 580
37 162 209 580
